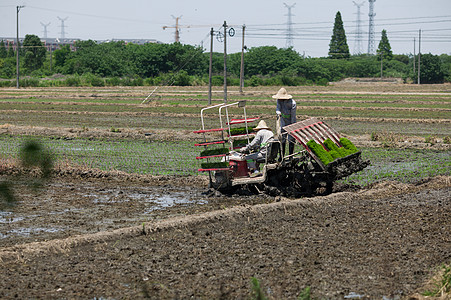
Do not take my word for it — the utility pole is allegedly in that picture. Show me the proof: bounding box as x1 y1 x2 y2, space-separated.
239 25 246 93
40 22 51 39
208 28 213 105
418 29 421 85
58 16 68 39
163 15 183 43
16 5 25 89
380 51 383 78
223 21 228 103
367 0 376 54
50 43 53 72
283 3 296 48
413 37 416 78
353 1 365 55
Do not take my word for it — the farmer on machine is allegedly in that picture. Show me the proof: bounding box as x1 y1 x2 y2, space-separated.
240 120 274 171
274 87 296 156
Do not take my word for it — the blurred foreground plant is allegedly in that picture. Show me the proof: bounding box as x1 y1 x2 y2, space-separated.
1 139 54 207
250 277 267 300
423 263 451 297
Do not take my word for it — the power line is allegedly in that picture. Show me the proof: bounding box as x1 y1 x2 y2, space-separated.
248 14 451 28
245 18 451 36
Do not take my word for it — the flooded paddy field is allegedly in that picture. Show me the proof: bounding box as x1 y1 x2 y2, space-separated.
0 177 210 247
1 85 450 298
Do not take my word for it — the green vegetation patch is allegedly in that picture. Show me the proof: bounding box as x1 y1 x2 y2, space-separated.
229 127 255 136
307 140 333 165
339 137 359 153
423 263 451 297
308 138 357 165
199 147 229 157
324 138 353 157
0 135 201 176
339 148 451 186
200 161 229 169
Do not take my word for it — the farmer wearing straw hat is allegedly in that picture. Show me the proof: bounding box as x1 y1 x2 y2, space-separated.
273 87 296 156
240 120 274 171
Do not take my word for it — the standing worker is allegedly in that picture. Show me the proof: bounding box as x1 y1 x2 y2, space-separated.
273 87 296 156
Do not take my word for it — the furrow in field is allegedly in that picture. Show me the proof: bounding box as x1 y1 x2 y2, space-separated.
2 97 450 106
1 109 450 124
0 102 449 113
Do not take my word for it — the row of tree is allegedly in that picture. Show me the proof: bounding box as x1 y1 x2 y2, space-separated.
328 11 393 60
0 31 449 85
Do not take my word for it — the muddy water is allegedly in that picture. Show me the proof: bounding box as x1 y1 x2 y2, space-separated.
0 179 209 247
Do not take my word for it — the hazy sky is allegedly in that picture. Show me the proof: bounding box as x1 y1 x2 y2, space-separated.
1 0 450 57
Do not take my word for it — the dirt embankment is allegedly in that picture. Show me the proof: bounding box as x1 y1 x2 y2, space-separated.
0 175 450 299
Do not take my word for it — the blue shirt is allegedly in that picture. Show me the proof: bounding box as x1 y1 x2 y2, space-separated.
276 99 296 126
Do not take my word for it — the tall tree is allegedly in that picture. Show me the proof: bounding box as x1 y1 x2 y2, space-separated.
7 43 15 58
377 29 393 60
328 11 350 59
419 53 444 84
244 46 300 76
23 34 46 71
53 45 71 68
0 40 7 59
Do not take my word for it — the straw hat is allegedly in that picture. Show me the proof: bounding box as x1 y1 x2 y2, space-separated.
272 87 292 100
253 120 271 131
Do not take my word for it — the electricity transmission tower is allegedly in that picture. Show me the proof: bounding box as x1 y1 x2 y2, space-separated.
58 16 68 39
284 3 296 48
163 15 183 43
353 1 365 55
367 0 376 54
40 22 51 39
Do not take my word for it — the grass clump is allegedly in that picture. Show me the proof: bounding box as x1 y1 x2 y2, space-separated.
250 277 267 300
423 263 451 297
425 135 438 145
199 147 229 157
307 140 333 165
249 277 313 300
298 286 312 300
370 131 402 148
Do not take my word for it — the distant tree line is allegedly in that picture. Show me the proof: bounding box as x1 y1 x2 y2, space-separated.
0 33 449 87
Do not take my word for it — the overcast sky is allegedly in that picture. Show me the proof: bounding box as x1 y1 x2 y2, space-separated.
1 0 450 57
